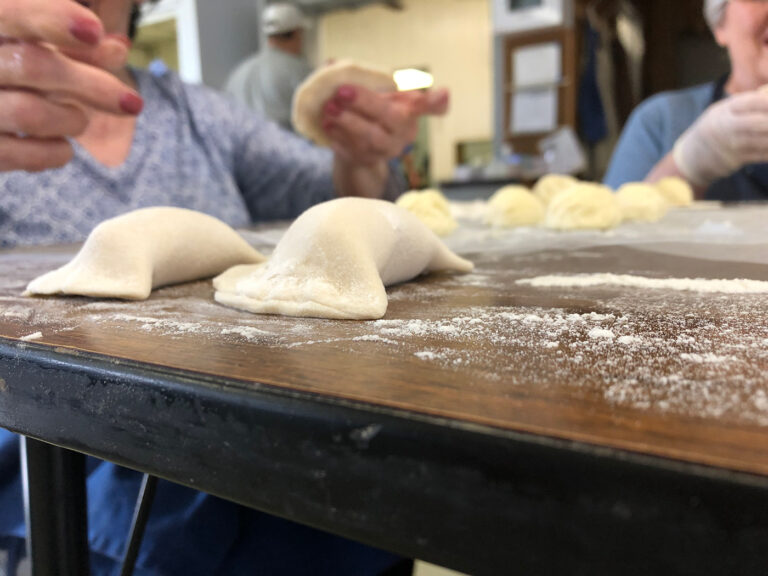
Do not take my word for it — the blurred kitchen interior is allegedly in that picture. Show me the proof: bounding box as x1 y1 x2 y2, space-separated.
130 0 728 196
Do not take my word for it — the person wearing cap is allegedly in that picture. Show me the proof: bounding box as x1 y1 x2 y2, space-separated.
604 0 768 201
225 3 313 131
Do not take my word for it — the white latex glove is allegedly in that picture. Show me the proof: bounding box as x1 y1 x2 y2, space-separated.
673 87 768 188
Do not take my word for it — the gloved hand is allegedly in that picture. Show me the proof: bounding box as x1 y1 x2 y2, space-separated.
673 87 768 187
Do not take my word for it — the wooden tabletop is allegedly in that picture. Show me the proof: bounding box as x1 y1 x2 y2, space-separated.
1 205 768 574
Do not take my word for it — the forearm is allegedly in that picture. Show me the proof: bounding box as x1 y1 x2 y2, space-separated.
644 151 706 199
333 157 390 199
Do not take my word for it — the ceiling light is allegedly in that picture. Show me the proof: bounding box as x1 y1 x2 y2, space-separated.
393 68 434 91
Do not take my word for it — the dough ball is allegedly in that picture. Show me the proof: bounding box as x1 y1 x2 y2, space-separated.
484 185 545 228
214 197 473 320
655 177 694 207
615 183 669 222
395 189 458 236
532 174 578 205
545 183 623 231
25 207 264 300
292 60 397 147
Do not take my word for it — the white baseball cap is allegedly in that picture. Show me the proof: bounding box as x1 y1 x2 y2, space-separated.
704 0 728 30
262 3 308 35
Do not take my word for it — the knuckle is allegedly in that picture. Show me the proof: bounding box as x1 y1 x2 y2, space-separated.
16 45 50 85
30 141 73 171
8 93 45 133
24 140 72 171
67 106 88 136
0 4 16 26
369 128 391 154
389 103 409 126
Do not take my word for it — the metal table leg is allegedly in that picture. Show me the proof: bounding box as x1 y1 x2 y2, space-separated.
20 437 90 576
120 474 158 576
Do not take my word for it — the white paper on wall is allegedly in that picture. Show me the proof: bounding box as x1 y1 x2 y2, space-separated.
513 42 561 88
510 87 558 135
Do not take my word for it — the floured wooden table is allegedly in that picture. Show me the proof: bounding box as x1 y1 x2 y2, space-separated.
1 204 767 575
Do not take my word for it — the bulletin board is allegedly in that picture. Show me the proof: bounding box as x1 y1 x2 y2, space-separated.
502 26 576 154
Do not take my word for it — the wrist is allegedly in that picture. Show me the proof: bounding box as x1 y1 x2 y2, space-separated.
333 156 389 198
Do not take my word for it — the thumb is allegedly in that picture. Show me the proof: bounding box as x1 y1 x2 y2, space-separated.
422 88 450 115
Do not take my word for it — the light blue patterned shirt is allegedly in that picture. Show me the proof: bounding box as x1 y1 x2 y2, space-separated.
0 68 341 248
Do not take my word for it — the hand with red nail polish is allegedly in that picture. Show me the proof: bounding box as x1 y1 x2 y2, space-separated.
320 78 451 200
336 85 357 103
324 101 342 118
0 0 144 171
322 83 451 170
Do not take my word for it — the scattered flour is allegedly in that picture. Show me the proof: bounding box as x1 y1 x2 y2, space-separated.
221 326 272 341
20 332 42 342
588 328 615 340
415 350 445 361
680 353 737 364
517 273 768 294
2 206 768 429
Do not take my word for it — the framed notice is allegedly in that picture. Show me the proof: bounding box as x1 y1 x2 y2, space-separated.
502 26 576 154
492 0 573 34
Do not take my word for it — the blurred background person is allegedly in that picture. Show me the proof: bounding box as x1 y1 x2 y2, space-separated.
605 0 768 201
226 2 312 131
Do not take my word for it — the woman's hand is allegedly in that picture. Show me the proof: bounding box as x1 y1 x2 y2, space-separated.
674 87 768 188
321 85 449 167
0 0 142 172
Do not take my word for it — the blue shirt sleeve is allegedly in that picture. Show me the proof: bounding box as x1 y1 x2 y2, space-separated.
180 77 405 223
231 111 337 221
603 96 669 189
603 84 715 189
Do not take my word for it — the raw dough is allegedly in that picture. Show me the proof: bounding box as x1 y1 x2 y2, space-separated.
395 189 457 236
532 174 578 205
484 185 545 228
292 60 397 147
214 197 473 320
545 183 623 230
615 183 669 222
25 207 265 300
655 177 694 207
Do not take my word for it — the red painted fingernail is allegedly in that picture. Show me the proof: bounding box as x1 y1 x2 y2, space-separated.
337 85 357 102
120 92 144 115
324 102 342 117
69 17 102 45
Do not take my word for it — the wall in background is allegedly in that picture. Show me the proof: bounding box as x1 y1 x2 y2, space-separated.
195 0 261 89
130 19 179 71
136 0 260 88
318 0 493 183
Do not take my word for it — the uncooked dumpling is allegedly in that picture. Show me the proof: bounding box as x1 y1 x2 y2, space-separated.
25 207 265 300
395 189 457 236
214 197 473 320
655 177 694 206
615 183 669 222
545 183 622 230
292 60 397 147
485 185 545 228
532 174 578 205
